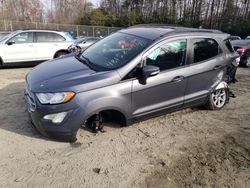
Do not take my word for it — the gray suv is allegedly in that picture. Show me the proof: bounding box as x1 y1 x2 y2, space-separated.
24 26 238 142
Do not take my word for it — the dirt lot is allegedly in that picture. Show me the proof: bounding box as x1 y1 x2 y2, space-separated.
0 66 249 188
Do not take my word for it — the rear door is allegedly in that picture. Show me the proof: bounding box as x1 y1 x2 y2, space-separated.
3 32 36 63
132 38 190 118
184 38 226 106
34 32 69 60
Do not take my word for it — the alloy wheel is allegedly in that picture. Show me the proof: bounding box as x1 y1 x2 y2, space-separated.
211 89 226 108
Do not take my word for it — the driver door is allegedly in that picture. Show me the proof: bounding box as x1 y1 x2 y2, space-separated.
131 39 190 119
3 32 36 63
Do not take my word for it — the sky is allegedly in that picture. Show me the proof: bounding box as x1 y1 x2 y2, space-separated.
43 0 101 9
90 0 101 7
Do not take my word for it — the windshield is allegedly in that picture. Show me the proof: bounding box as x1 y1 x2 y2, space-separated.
0 33 9 40
64 32 74 40
0 31 18 42
80 32 151 70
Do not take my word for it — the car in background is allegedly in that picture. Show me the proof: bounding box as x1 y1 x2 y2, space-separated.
24 26 238 141
0 32 11 40
229 36 241 41
68 37 100 52
117 39 136 48
245 36 250 40
231 40 250 67
0 30 74 67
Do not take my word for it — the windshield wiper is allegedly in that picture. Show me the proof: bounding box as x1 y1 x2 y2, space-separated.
75 54 98 71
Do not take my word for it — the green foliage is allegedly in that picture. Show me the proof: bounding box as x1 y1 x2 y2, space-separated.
120 10 140 26
75 15 91 25
90 8 105 26
105 13 118 26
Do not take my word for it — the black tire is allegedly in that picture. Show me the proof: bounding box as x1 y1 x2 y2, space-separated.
206 88 229 110
243 57 250 68
54 51 68 59
0 57 3 68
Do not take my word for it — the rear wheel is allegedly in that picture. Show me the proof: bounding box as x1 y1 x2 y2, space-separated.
54 51 68 59
244 57 250 68
0 57 3 68
206 88 229 110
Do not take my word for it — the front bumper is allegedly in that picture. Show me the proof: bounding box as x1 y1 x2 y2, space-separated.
24 87 82 142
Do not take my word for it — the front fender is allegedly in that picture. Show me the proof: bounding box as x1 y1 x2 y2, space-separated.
76 84 132 125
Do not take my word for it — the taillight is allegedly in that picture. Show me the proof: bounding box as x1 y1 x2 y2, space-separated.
236 48 246 54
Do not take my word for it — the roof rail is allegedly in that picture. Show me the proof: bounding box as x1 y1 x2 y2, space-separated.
129 24 223 34
129 24 183 28
21 28 63 32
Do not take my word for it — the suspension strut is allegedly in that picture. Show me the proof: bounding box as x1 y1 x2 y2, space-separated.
86 113 104 133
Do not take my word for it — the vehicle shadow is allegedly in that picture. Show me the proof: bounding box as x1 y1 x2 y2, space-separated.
1 61 41 69
0 82 48 141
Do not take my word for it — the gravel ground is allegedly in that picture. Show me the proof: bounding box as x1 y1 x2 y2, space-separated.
0 66 249 188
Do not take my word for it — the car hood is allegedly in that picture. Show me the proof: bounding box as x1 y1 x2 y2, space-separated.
26 54 121 93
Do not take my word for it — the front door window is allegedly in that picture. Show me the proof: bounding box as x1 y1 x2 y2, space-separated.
146 39 187 71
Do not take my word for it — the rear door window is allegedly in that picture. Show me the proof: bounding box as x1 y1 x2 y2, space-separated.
35 32 65 42
192 38 222 63
224 39 235 52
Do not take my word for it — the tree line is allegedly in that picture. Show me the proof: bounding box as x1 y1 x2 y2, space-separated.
93 0 250 37
0 0 250 37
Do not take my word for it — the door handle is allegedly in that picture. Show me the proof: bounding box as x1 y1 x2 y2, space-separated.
172 76 184 82
213 65 222 70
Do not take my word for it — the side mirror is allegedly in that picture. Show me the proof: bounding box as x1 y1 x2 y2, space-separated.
7 41 15 45
139 65 160 85
142 65 160 77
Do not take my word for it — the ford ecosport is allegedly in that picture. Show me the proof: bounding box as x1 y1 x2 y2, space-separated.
24 25 239 142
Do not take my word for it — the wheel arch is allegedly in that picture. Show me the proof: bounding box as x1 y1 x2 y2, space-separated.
53 49 70 59
83 107 130 127
215 81 229 90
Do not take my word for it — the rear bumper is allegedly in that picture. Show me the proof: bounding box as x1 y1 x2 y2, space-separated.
24 89 82 142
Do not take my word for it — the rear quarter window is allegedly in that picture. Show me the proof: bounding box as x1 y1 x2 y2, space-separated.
224 39 235 52
192 38 222 63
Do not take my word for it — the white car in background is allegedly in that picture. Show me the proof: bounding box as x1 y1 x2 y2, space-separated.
0 30 74 66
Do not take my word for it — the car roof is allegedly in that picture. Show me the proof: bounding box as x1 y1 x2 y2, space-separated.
231 40 250 47
120 24 228 41
0 29 74 42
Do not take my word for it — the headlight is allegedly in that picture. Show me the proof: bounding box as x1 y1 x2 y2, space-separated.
36 92 75 104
